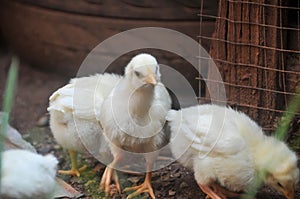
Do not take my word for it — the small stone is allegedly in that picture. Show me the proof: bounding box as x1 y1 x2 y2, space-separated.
170 172 181 178
179 182 189 189
84 180 96 187
128 176 140 184
36 114 49 127
53 144 61 150
168 189 176 196
22 133 30 139
38 146 52 154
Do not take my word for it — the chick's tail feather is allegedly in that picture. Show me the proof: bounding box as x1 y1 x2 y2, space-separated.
166 109 178 121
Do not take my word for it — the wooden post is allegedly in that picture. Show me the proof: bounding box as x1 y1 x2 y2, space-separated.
207 0 293 132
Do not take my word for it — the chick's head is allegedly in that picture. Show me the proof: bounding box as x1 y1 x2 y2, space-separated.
125 53 160 88
262 138 299 199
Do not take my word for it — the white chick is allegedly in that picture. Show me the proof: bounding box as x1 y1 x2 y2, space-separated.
1 149 58 199
48 73 121 176
167 104 299 199
99 54 171 198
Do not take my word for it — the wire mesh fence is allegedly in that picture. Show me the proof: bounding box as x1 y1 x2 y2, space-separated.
198 0 300 133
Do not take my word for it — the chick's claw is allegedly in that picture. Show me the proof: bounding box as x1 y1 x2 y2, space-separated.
199 184 222 199
124 177 155 199
58 165 87 177
211 183 242 199
100 167 121 196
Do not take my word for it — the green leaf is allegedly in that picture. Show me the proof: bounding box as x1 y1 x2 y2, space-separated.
0 56 19 194
275 86 300 141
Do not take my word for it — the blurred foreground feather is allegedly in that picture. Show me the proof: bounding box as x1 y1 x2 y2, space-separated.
0 56 19 193
0 57 84 199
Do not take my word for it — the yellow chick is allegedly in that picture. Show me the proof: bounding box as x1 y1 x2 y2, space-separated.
99 54 171 198
166 104 299 199
48 73 121 176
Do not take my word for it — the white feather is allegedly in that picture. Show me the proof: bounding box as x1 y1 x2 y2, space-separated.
0 149 58 199
48 73 121 155
100 53 171 164
167 104 299 194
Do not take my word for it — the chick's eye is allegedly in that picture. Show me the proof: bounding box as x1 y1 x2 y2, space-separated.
134 71 141 77
277 182 283 188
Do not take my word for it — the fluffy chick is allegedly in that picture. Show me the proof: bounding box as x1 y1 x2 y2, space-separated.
99 54 171 198
48 73 121 176
167 104 299 199
1 149 58 199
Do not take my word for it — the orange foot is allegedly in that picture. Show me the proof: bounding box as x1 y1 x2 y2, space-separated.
124 172 155 199
211 183 242 198
58 150 87 177
199 183 222 199
58 165 87 177
100 166 121 196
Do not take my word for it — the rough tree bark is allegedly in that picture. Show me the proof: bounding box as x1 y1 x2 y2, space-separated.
207 0 299 132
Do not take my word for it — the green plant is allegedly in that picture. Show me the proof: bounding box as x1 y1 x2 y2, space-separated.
275 86 300 141
0 56 19 195
242 86 300 199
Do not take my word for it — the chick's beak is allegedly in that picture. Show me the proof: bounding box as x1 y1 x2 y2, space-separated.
144 71 157 85
281 187 294 199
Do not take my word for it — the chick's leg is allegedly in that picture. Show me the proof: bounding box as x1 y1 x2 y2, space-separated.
58 150 87 177
124 163 155 199
211 183 241 198
198 183 222 199
100 154 122 195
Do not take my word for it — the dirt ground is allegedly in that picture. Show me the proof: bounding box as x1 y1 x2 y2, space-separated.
0 49 299 199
